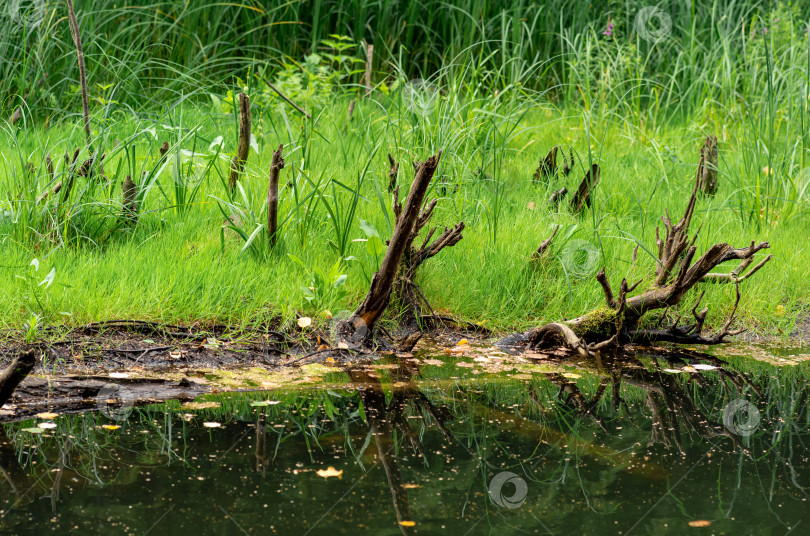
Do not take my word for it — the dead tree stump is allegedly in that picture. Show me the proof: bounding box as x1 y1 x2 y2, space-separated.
698 136 719 195
267 144 285 247
526 160 771 355
570 163 600 214
228 92 251 193
340 152 443 342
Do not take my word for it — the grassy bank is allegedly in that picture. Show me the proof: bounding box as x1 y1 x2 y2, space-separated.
1 93 806 336
1 1 809 339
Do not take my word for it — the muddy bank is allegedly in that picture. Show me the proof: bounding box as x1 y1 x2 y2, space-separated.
1 319 809 423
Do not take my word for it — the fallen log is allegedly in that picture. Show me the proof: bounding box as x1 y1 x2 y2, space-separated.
0 350 37 409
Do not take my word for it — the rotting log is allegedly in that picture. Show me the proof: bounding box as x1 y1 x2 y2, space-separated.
340 152 443 342
228 92 251 193
266 144 285 247
0 350 37 409
569 163 600 214
698 136 719 196
524 163 772 354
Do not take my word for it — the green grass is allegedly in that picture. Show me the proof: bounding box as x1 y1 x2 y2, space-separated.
1 1 808 338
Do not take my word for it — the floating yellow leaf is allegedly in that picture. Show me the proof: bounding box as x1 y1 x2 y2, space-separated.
297 317 312 329
398 521 416 527
316 467 343 479
35 412 59 420
203 422 222 428
102 425 121 431
688 520 711 527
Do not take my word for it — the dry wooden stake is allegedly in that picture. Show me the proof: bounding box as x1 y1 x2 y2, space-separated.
228 92 251 193
267 144 285 247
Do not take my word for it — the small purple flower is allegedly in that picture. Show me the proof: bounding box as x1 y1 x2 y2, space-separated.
602 21 614 36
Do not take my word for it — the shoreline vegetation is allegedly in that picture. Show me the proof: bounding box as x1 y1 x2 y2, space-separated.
1 1 809 347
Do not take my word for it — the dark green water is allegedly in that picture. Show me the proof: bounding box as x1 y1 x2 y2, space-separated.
1 349 808 535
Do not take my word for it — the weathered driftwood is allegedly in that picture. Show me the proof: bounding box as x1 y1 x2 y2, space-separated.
340 152 443 341
534 146 558 180
526 165 772 354
228 92 251 193
266 144 285 247
569 163 600 214
0 350 37 409
698 135 719 196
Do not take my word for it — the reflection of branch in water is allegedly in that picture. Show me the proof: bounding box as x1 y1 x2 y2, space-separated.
51 437 70 514
256 410 268 476
0 426 36 509
349 369 415 535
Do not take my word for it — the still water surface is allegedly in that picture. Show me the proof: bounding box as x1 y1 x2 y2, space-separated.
1 347 808 535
